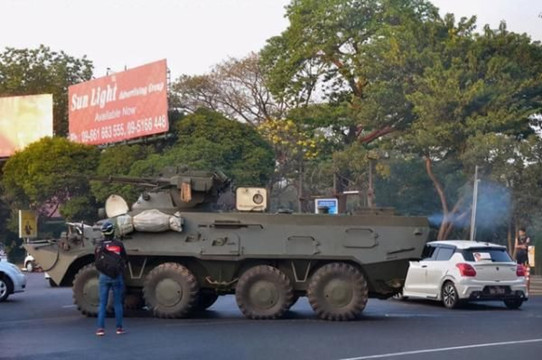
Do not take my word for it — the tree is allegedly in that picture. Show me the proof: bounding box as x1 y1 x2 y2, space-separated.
132 108 275 187
172 53 288 127
1 137 100 222
0 45 93 136
90 144 157 204
260 0 441 146
259 0 442 197
402 21 542 239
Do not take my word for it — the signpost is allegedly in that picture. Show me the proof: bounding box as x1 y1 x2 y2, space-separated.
18 210 37 239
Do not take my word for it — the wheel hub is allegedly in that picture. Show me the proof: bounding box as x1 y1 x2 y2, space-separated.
249 280 278 309
323 278 352 307
156 278 183 307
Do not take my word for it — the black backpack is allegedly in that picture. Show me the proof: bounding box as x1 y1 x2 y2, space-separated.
95 244 124 278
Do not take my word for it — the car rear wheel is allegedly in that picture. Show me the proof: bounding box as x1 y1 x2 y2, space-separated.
441 281 461 309
0 275 13 302
504 298 523 309
307 262 368 321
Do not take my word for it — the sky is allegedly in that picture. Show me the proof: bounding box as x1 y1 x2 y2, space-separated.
0 0 541 80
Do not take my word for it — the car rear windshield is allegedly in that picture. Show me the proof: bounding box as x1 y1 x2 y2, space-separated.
462 247 513 263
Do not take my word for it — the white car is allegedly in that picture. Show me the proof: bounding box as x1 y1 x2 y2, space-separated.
402 240 528 309
0 260 27 302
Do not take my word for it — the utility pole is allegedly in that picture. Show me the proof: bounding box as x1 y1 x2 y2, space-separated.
470 166 480 241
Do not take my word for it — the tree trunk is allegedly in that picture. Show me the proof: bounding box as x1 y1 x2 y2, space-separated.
424 157 450 240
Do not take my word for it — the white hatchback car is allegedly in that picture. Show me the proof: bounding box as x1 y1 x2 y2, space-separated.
0 260 27 302
402 240 528 309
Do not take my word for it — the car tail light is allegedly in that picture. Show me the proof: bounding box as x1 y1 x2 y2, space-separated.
456 263 476 277
517 265 526 277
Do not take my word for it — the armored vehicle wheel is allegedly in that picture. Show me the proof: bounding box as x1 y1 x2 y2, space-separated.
73 264 100 317
143 262 199 318
307 263 368 321
194 290 219 311
235 265 293 319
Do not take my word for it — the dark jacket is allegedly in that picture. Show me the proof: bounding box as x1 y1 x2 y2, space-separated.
94 237 128 269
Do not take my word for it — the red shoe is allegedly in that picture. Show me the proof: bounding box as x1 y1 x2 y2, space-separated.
116 328 126 335
96 328 105 336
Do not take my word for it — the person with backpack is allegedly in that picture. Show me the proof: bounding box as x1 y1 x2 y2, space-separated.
95 220 127 336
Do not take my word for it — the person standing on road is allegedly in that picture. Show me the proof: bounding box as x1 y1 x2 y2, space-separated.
95 221 127 336
514 227 531 266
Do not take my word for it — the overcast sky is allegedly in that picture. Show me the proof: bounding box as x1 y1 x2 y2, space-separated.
1 0 540 80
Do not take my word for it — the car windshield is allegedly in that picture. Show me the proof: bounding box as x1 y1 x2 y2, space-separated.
462 247 513 263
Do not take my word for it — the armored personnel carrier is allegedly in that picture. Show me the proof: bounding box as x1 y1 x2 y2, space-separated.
24 166 429 321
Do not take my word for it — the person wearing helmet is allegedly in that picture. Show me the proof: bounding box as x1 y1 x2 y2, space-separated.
94 220 127 336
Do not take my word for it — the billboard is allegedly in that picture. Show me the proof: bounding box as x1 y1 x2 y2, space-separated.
0 94 53 157
68 59 168 145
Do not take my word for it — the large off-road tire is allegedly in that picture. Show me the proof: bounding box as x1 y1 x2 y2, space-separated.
441 281 462 309
235 265 293 319
504 298 523 310
194 290 219 311
307 262 368 321
73 264 100 316
0 275 13 302
143 262 199 318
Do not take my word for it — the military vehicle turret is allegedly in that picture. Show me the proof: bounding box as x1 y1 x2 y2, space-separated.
24 166 429 321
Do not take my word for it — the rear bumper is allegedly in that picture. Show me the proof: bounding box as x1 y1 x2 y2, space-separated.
456 280 528 302
468 289 528 301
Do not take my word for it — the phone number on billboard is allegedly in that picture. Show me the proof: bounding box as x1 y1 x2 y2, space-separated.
80 115 168 143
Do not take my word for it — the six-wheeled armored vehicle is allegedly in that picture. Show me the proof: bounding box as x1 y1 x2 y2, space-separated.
24 167 429 321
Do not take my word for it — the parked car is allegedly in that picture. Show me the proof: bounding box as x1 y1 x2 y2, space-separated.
401 240 528 309
0 260 27 302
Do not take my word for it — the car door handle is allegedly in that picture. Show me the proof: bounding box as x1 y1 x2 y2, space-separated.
421 265 427 268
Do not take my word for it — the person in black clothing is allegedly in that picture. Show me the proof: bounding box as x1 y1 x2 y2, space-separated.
515 227 531 266
95 220 127 336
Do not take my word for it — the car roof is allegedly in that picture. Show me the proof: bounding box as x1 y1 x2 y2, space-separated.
426 240 506 249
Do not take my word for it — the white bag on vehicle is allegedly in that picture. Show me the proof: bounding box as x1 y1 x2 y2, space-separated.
169 212 183 232
133 209 171 232
115 214 134 235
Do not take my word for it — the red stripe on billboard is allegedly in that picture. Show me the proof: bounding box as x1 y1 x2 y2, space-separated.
68 59 168 145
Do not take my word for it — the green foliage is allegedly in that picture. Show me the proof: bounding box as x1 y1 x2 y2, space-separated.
90 144 157 204
0 45 93 136
1 137 99 220
133 109 275 186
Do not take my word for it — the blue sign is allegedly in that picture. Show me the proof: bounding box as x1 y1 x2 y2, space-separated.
315 198 338 214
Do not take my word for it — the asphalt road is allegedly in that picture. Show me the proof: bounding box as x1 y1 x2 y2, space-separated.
1 273 541 360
